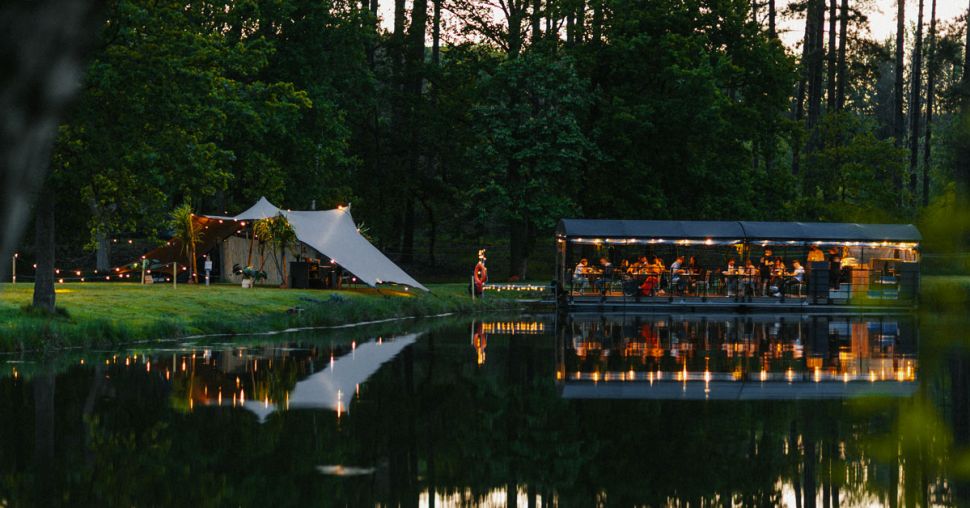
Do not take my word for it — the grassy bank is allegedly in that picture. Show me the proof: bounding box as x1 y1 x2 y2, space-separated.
920 275 970 313
0 283 527 352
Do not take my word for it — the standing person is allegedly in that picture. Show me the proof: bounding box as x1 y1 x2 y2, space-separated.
472 249 488 296
828 247 842 290
807 245 825 263
759 248 774 295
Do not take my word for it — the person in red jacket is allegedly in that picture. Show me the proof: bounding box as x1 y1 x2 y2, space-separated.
472 249 488 296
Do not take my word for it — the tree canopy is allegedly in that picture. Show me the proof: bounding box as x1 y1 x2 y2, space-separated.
29 0 970 278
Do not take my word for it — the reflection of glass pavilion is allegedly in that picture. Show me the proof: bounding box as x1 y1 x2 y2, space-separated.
555 313 918 400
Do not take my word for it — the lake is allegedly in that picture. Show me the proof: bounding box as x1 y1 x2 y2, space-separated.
1 311 968 507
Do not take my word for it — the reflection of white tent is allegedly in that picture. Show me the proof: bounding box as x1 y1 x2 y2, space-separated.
207 197 427 291
241 400 277 424
289 333 419 414
237 333 420 422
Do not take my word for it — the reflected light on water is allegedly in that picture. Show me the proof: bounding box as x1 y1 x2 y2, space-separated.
419 487 545 508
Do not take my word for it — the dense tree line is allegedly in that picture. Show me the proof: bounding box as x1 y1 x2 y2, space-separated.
24 0 970 296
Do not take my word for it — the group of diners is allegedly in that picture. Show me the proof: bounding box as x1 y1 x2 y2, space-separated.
572 247 810 298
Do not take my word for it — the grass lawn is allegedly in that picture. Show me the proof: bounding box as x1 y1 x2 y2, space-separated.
0 282 528 352
920 275 970 312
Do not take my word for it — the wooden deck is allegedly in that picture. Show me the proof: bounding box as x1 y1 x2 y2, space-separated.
548 292 916 313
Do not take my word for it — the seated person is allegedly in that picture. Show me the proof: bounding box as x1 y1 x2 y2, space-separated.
686 256 701 275
630 256 648 274
639 272 659 296
594 257 614 293
573 258 590 292
785 260 806 295
640 257 665 296
722 258 738 296
669 255 686 293
741 259 758 296
768 258 786 296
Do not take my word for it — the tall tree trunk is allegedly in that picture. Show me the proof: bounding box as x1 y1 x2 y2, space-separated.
792 2 814 176
923 0 938 206
956 1 970 197
392 0 405 77
565 11 574 46
909 0 925 199
400 0 428 266
531 0 541 42
893 0 906 203
32 192 55 313
0 0 101 282
591 0 602 45
769 0 776 38
807 0 825 131
432 0 441 66
827 0 837 111
95 228 110 272
806 0 826 156
421 199 437 267
576 0 586 43
836 0 849 110
401 198 415 264
366 0 379 67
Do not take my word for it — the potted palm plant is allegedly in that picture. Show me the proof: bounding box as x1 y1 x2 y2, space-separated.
233 264 266 288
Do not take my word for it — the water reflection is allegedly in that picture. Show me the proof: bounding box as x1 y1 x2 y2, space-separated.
165 333 419 421
4 315 970 506
557 314 919 400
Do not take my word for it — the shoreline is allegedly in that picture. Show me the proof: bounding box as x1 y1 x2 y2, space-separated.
1 275 965 353
0 283 528 353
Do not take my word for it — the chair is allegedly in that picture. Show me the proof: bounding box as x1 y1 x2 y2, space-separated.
785 279 804 298
693 271 711 297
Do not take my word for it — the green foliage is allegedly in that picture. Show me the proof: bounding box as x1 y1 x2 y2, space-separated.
798 113 908 221
167 203 201 259
467 50 591 240
39 0 970 280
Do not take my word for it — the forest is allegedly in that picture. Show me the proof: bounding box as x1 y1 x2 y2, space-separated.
34 0 970 279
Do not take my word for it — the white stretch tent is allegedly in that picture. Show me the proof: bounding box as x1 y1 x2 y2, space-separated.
208 197 427 291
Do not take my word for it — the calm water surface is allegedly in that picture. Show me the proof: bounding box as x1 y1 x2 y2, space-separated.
1 312 968 507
